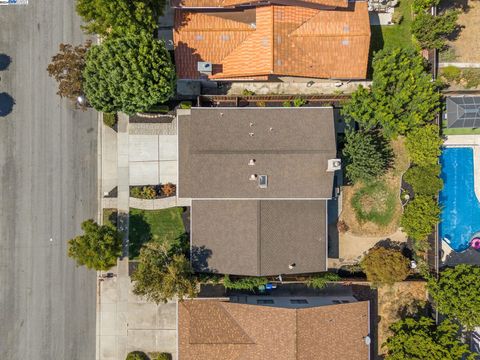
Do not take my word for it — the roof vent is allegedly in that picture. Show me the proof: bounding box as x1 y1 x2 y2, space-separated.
364 336 371 346
288 263 296 270
248 159 256 166
327 159 342 172
249 132 254 137
197 61 212 75
249 174 257 181
258 175 268 188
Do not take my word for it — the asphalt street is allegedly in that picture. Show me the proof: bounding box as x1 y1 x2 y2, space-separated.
0 1 97 359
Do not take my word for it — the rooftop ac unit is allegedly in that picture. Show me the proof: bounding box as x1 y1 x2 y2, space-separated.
327 159 342 172
197 61 212 75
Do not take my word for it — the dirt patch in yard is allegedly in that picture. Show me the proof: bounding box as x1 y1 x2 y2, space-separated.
442 0 480 62
377 282 428 355
340 137 410 237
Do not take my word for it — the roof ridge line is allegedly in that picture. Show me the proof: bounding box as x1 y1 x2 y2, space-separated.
219 302 256 345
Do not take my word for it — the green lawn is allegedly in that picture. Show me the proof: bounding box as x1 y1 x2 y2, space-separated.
370 0 415 56
129 207 186 259
103 208 117 228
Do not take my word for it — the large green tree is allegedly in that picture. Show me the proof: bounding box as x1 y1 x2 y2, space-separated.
361 247 410 285
132 242 197 304
76 0 165 37
83 34 175 114
428 265 480 330
412 11 459 50
343 48 442 137
406 125 442 166
400 195 440 248
68 219 122 270
342 129 393 184
384 317 475 360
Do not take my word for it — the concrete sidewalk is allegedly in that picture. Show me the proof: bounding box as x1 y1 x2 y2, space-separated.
97 261 177 360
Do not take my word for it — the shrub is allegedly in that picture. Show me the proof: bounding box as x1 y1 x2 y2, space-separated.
405 125 442 166
126 351 149 360
282 100 291 107
103 113 117 128
351 182 396 226
441 66 462 83
360 247 410 285
223 275 268 291
337 220 349 233
150 352 172 360
68 219 122 271
412 0 440 14
130 186 157 199
179 101 192 109
306 273 341 289
384 317 475 360
428 264 480 330
242 89 255 96
463 69 480 89
161 183 176 197
404 164 443 196
400 195 440 247
256 101 266 107
342 130 393 184
293 97 307 107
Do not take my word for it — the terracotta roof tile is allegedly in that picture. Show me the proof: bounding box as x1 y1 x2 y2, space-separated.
178 300 370 360
174 2 370 79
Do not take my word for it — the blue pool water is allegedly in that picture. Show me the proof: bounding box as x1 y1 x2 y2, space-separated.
439 147 480 252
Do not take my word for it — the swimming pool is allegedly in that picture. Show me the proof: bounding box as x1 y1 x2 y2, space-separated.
439 147 480 252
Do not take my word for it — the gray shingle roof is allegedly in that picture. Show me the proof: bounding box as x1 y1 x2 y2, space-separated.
446 96 480 128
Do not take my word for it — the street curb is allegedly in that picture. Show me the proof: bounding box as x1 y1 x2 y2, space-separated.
96 110 103 360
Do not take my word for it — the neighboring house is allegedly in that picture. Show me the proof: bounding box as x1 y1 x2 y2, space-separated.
178 288 371 360
172 0 371 80
446 96 480 129
177 107 339 276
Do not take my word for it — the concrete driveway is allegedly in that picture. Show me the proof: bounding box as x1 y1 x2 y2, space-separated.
129 135 177 185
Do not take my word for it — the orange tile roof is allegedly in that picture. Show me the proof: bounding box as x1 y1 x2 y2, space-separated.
178 300 370 360
173 0 348 9
174 2 370 80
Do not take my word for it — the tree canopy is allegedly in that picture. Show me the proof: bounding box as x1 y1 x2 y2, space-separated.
360 247 410 285
412 11 459 50
342 48 442 137
342 129 393 184
47 41 91 102
76 0 165 37
406 125 442 166
68 219 122 270
400 195 440 248
404 164 443 196
384 317 475 360
83 34 175 114
428 265 480 330
132 242 197 304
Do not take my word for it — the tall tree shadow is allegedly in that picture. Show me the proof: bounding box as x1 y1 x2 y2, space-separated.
128 213 152 259
0 54 11 71
0 93 15 117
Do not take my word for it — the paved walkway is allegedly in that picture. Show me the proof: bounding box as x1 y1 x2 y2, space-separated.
97 262 177 360
117 113 130 257
439 62 480 68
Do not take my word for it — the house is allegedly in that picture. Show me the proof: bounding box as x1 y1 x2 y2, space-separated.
173 0 371 80
177 107 339 276
178 286 371 360
446 96 480 129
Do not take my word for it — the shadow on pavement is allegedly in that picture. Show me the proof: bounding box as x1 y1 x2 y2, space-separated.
0 54 11 71
0 92 15 117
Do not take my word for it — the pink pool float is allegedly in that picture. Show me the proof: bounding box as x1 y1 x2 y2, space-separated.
470 238 480 250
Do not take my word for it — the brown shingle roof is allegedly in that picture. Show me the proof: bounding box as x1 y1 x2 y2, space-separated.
178 107 336 199
174 2 370 79
191 200 327 276
178 300 370 360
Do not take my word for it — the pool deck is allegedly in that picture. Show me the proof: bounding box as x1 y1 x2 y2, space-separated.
442 135 480 266
444 135 480 202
